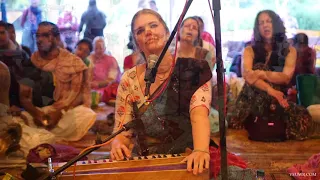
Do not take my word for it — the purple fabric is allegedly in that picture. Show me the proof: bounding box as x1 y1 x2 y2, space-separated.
287 153 320 180
27 143 87 163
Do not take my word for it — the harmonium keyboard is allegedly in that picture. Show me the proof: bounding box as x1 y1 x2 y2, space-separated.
53 154 209 180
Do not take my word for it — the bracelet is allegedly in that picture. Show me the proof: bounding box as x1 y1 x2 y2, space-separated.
192 149 210 154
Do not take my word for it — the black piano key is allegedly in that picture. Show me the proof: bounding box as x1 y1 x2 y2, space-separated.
138 156 142 160
163 155 167 158
152 155 157 159
171 154 176 157
177 154 181 156
144 156 148 159
129 157 134 160
157 154 162 158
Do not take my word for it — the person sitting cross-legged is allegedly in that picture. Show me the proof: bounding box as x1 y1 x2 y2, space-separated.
16 21 96 154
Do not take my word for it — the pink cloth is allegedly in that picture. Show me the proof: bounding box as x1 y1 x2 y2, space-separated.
101 82 119 103
287 153 320 180
89 54 121 103
201 31 215 47
57 11 78 31
90 54 121 83
124 54 134 70
209 147 247 178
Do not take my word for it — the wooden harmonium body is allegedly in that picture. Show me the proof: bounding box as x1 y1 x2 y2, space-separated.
53 154 209 180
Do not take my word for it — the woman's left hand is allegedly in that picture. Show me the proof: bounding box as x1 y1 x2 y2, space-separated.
182 151 210 175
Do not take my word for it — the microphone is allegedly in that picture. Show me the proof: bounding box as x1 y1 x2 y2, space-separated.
144 54 159 97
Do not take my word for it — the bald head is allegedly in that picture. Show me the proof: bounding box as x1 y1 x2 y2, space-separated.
0 61 10 106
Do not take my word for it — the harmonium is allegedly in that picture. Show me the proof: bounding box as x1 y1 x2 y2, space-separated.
53 154 209 180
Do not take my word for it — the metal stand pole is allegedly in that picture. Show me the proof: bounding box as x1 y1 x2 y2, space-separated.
212 0 228 179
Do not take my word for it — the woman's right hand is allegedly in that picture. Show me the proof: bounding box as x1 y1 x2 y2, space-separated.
110 134 134 160
267 88 289 108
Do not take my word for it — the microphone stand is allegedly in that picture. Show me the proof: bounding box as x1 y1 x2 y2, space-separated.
37 122 136 180
212 0 228 179
144 0 194 97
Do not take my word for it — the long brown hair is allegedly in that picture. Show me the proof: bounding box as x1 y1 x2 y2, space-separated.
252 10 289 65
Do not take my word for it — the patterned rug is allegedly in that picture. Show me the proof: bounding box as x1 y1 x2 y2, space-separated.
212 129 320 176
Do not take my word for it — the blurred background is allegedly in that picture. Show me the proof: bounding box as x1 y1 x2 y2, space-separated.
2 0 320 72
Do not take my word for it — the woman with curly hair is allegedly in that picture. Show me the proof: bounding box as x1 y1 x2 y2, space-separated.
228 10 313 141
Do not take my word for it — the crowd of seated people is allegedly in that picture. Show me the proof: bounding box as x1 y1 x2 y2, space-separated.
0 21 96 156
1 5 320 178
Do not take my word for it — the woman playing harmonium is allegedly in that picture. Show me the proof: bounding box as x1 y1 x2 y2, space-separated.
110 9 212 175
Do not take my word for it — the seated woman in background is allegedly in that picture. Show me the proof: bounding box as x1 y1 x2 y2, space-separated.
178 17 214 70
290 33 316 86
228 10 313 141
88 36 121 104
193 16 216 69
123 33 144 72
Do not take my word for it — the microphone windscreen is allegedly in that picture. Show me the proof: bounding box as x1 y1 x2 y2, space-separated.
147 54 159 69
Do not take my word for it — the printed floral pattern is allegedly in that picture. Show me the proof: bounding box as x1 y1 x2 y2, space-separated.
113 67 211 132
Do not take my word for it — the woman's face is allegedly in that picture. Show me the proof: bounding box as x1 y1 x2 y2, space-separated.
258 12 273 42
94 41 105 57
133 13 168 56
180 19 199 45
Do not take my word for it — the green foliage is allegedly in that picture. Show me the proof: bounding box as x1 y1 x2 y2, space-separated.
6 0 50 10
288 1 320 30
226 0 320 31
6 0 28 10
